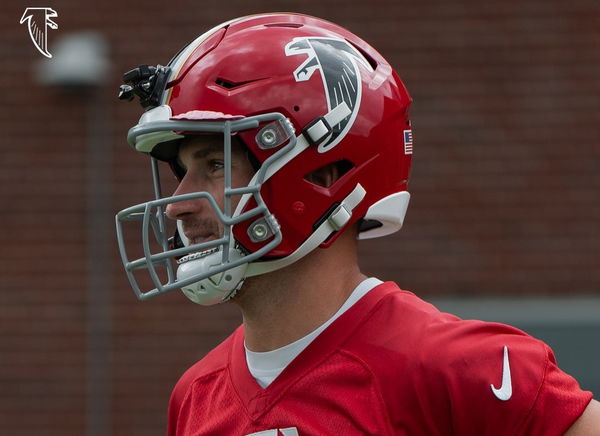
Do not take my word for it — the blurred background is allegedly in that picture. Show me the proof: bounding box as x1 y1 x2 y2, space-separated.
1 0 598 434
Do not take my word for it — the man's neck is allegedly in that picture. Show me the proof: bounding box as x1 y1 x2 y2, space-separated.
233 231 366 352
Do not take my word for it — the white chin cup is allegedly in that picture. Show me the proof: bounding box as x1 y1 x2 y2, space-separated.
177 248 248 306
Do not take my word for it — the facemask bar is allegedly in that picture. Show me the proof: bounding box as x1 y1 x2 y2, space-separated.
115 112 296 300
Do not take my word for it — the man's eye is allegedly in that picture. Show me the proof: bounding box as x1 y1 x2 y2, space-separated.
208 160 225 172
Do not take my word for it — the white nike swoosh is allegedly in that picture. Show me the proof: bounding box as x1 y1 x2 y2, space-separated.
491 345 512 401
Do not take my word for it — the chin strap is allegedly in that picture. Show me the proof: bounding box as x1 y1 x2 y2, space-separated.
302 101 352 146
246 183 366 277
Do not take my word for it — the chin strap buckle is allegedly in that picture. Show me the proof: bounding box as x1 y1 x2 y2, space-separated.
328 183 366 231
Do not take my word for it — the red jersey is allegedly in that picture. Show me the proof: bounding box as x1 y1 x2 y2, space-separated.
168 282 592 435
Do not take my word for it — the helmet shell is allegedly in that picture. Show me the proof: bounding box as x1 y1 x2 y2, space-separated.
165 13 412 257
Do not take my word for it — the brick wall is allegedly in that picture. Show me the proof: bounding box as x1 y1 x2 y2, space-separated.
1 0 598 434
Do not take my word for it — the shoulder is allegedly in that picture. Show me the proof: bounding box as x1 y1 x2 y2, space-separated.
351 282 549 370
343 284 592 434
348 281 462 348
417 313 592 435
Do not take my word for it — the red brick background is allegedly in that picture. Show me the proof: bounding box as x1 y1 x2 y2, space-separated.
1 0 598 434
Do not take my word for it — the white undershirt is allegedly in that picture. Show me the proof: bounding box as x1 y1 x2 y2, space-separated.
245 277 383 388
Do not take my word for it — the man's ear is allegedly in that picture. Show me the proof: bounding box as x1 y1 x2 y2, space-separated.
304 160 353 188
305 162 339 188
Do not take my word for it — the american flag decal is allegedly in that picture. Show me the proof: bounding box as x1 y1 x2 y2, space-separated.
404 129 413 154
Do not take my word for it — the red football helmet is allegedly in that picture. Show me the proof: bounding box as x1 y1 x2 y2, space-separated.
116 13 413 304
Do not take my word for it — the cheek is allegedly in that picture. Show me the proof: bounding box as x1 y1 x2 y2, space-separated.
210 184 226 209
234 162 255 187
229 167 254 210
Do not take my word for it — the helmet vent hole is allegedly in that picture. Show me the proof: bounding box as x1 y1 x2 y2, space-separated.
348 41 379 71
304 159 354 188
293 105 300 112
264 23 303 28
215 77 265 89
215 78 236 89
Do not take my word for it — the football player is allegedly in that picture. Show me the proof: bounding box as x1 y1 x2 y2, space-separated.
116 13 599 435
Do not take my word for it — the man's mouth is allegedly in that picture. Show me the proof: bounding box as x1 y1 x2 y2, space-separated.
187 234 216 245
177 247 219 265
175 230 220 265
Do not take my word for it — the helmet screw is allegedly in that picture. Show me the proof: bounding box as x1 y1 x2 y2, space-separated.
251 223 268 240
261 128 277 146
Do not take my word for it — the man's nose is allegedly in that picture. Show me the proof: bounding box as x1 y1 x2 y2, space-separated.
165 175 206 220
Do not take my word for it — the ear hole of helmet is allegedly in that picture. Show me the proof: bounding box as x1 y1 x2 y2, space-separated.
358 218 383 232
215 77 266 90
304 159 354 188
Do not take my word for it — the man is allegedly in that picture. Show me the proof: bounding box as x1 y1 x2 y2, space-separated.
116 13 599 435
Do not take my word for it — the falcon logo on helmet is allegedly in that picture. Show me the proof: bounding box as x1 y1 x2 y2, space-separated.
285 37 373 153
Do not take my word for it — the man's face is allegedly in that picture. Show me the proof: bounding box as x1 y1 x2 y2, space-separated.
165 135 255 245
